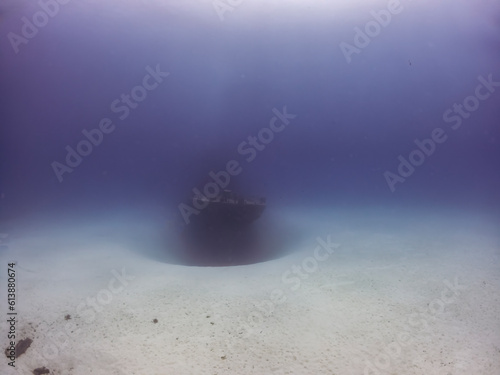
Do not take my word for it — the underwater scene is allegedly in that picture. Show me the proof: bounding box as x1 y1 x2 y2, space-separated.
0 0 499 374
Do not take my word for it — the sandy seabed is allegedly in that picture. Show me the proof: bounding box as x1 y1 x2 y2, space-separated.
1 206 499 375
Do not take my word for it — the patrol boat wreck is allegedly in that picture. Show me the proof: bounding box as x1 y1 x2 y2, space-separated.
181 190 267 265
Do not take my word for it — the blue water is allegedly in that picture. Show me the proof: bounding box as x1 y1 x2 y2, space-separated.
1 0 499 220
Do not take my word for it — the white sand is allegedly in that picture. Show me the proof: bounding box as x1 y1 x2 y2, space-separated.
1 207 499 375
